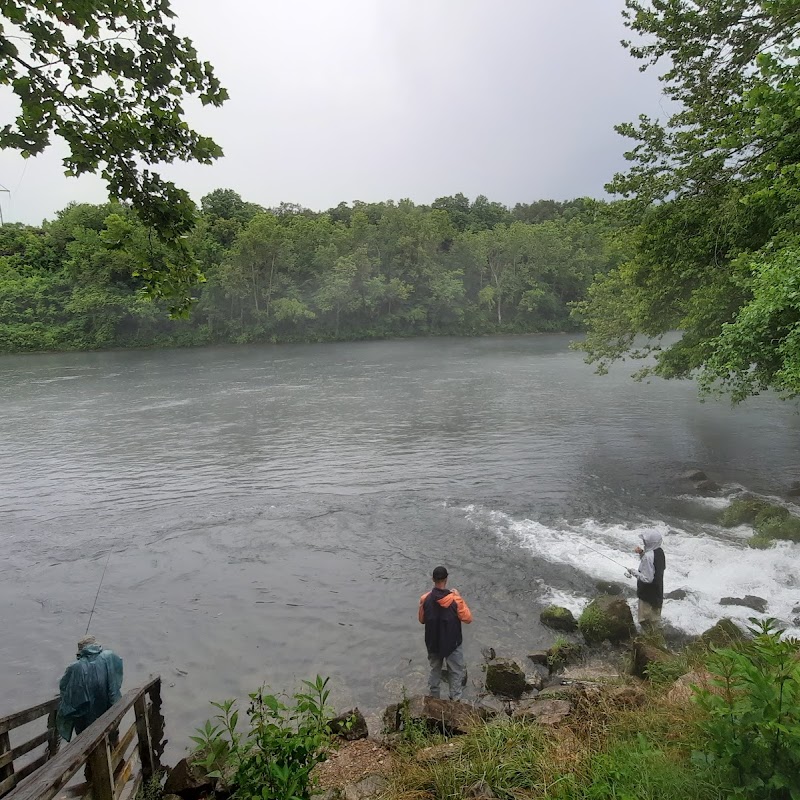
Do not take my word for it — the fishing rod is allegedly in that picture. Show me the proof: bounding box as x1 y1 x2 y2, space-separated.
85 549 113 635
579 541 633 573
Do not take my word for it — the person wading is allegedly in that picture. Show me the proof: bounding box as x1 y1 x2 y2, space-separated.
419 566 472 701
628 531 666 629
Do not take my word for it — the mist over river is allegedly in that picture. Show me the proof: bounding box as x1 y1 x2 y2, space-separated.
2 335 800 756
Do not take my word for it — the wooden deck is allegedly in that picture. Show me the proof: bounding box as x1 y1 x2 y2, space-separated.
1 678 164 800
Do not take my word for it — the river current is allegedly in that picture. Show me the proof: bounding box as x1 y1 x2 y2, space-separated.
2 335 799 753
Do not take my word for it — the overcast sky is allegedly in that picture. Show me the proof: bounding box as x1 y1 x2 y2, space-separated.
0 0 665 225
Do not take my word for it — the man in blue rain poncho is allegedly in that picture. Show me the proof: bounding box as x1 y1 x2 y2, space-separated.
57 635 123 742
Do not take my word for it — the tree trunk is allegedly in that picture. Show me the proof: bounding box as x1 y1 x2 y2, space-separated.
251 264 260 313
266 254 276 317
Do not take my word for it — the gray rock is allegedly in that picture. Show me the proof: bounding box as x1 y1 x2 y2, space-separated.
720 595 768 613
696 479 722 495
525 672 544 691
512 698 572 725
466 780 496 799
383 696 487 735
786 482 800 498
480 646 497 662
164 758 213 800
330 708 369 740
700 618 747 647
682 469 708 482
595 580 623 596
476 694 510 717
665 589 688 600
485 659 528 699
527 651 549 667
344 775 388 800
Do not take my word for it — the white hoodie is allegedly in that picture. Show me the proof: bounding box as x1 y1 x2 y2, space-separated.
636 530 663 584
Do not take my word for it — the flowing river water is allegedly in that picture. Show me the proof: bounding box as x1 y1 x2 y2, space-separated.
2 334 800 756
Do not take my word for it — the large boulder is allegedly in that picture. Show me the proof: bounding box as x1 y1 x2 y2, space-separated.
682 469 708 482
695 479 722 495
330 708 369 740
512 699 572 726
539 606 578 632
700 618 747 648
578 596 635 644
485 659 528 699
786 481 800 499
164 759 214 800
343 775 388 800
631 638 676 679
664 589 688 601
719 595 768 613
527 651 549 667
383 696 487 735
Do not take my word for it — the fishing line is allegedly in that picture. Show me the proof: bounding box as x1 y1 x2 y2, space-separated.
579 540 633 572
85 549 113 634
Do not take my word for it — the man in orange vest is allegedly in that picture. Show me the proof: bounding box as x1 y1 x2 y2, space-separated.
418 566 472 701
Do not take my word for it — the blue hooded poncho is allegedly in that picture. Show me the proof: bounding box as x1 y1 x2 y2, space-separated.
57 644 123 741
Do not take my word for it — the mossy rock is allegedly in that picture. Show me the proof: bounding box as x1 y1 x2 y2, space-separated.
485 659 528 699
719 498 771 527
539 605 578 632
578 595 635 644
699 618 746 648
756 512 800 542
547 640 583 670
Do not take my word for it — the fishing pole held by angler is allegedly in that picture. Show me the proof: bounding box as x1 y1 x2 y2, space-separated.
85 550 112 635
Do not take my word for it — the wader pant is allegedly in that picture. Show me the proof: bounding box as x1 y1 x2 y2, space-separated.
428 645 467 701
638 599 662 629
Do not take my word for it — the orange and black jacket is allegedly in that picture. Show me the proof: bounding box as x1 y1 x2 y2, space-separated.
418 587 472 658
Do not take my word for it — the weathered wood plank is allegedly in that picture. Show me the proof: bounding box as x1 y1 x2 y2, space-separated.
87 741 113 800
0 732 14 790
14 753 49 784
132 697 154 782
0 701 59 735
0 731 50 769
112 751 138 800
110 721 137 772
46 711 59 761
118 771 141 800
0 774 16 796
5 678 160 800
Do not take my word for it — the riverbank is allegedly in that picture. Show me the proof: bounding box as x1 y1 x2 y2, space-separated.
162 611 787 800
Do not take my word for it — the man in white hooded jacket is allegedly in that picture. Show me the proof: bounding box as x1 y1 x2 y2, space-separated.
629 530 666 628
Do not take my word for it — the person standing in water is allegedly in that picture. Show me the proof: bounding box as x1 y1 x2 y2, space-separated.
629 531 666 628
419 566 472 701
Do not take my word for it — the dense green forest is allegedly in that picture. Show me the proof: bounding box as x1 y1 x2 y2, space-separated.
0 192 630 352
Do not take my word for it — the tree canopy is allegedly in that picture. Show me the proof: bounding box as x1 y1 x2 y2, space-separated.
0 192 627 352
577 0 800 401
0 1 228 311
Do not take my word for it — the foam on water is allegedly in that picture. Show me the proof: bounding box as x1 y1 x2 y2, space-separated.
463 504 800 636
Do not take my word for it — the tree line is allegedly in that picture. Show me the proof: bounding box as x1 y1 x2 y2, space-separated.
0 192 630 352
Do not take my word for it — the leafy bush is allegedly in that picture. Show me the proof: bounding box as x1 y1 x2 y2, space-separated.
579 603 614 643
192 676 333 800
693 619 800 799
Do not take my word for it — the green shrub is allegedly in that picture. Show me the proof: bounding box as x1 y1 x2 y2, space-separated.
693 619 800 800
645 654 690 687
192 676 333 800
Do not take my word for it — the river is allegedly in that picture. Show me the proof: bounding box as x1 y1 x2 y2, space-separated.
2 334 799 754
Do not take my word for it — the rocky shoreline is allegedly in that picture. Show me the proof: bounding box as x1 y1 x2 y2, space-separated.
161 582 751 800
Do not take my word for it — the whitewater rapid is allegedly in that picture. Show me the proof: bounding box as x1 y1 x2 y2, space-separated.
462 495 800 637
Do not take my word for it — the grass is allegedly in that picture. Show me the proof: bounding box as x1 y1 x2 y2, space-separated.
386 682 732 800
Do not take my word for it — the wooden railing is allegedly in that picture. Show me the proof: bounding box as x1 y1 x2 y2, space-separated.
2 678 165 800
0 697 60 798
